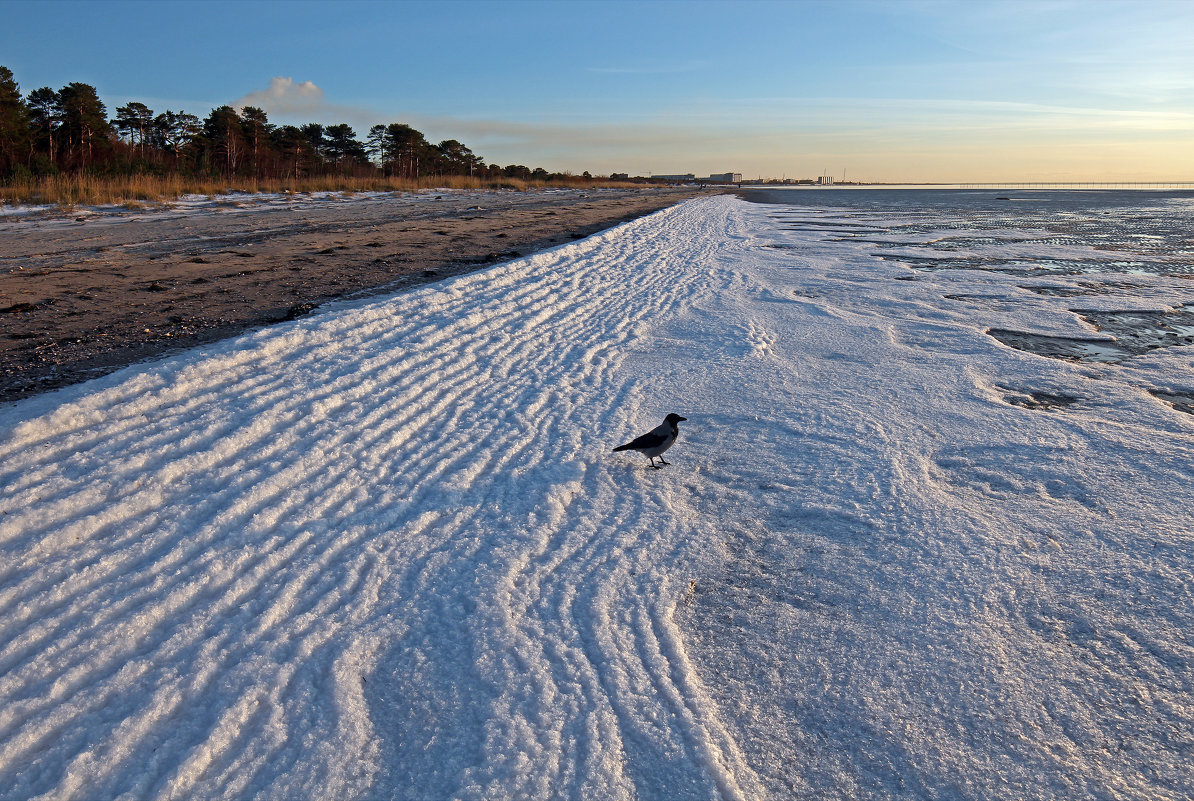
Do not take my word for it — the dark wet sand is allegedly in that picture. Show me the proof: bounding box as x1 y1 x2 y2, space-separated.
1 187 709 403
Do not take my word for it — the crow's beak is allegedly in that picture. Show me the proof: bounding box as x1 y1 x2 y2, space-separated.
677 416 688 422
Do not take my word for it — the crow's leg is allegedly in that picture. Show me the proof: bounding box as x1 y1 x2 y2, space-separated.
658 457 670 465
649 457 661 470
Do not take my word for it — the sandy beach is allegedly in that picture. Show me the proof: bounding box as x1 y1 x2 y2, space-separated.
0 186 707 403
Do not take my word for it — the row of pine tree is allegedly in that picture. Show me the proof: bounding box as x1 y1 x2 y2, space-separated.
0 67 590 184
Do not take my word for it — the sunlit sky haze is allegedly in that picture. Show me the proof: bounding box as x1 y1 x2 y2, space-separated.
5 0 1193 182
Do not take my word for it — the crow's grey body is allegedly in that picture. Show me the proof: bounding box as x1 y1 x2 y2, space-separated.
613 414 687 469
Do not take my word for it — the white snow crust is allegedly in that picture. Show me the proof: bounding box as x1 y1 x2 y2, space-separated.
1 195 1191 799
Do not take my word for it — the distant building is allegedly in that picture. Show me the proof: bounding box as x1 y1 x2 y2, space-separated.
646 172 743 185
817 175 835 185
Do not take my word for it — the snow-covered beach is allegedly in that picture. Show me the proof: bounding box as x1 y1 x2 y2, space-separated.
1 191 1191 799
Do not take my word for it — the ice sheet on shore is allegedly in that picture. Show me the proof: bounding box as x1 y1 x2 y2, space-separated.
1 195 1191 799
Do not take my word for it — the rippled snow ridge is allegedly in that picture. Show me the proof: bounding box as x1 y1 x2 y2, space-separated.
2 191 1192 800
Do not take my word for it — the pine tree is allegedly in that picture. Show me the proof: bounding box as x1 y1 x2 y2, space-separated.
202 105 244 176
383 123 430 179
114 101 154 159
272 125 311 180
301 123 325 167
151 110 200 164
239 106 271 177
324 123 366 173
58 82 111 169
435 139 482 177
0 66 30 176
26 86 62 170
366 124 387 172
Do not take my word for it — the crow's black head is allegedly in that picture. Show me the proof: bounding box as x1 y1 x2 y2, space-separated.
664 413 688 425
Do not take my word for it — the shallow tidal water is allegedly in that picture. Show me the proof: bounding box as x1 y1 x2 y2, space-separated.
744 188 1194 370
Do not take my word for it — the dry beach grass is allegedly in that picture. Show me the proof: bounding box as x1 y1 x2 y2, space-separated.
0 173 648 208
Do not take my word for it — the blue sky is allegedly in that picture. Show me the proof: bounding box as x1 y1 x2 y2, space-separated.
5 0 1193 181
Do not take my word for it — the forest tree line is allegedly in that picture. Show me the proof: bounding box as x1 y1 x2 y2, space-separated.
0 66 598 185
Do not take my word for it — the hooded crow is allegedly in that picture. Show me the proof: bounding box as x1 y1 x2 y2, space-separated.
613 413 688 469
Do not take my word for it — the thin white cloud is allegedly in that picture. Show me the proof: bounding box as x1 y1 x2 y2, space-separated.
225 77 386 133
232 77 325 115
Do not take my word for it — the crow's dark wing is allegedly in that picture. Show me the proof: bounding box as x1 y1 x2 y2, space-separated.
612 430 668 453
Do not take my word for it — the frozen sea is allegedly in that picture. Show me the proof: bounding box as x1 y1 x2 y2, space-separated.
1 190 1191 800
